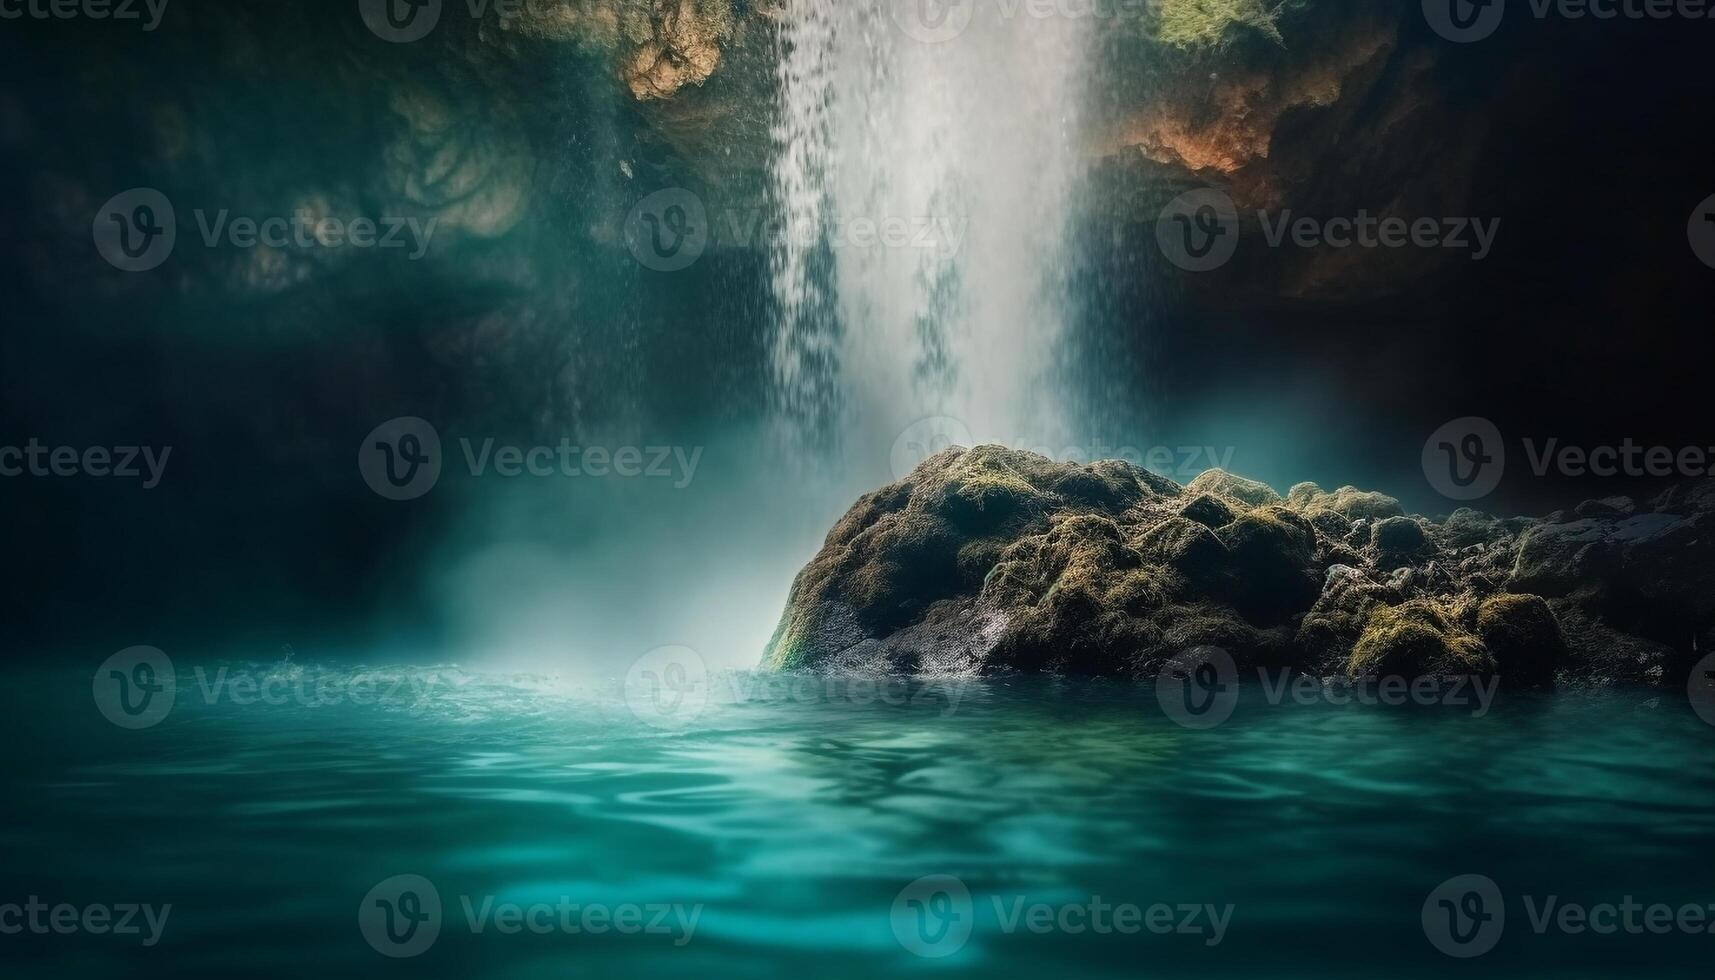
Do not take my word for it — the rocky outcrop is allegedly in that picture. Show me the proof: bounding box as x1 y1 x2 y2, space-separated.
765 447 1714 689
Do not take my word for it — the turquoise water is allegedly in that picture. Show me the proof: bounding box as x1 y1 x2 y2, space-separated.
2 664 1712 977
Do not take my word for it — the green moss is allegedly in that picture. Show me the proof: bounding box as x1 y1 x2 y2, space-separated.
1135 516 1228 588
1349 600 1495 678
1475 593 1568 688
1187 468 1283 509
1153 0 1286 49
1215 508 1318 623
1288 484 1406 522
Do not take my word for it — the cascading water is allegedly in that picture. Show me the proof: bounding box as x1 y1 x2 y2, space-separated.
769 0 1092 479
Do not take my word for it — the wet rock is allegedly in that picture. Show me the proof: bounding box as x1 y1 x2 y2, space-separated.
1305 508 1353 542
1348 600 1494 679
1179 492 1236 530
1291 485 1406 523
1475 594 1569 688
1574 496 1636 519
1442 508 1503 548
1372 516 1429 557
766 449 1711 688
1186 468 1282 508
1135 517 1228 589
1616 513 1715 621
1297 565 1390 669
1509 520 1616 597
1217 507 1319 623
1649 478 1715 514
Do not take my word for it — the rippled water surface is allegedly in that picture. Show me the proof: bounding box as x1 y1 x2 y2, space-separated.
3 664 1712 977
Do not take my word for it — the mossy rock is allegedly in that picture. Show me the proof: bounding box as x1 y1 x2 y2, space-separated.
1151 0 1286 48
1475 593 1569 688
1348 600 1495 678
1187 468 1283 509
1217 507 1319 622
1292 485 1406 522
1135 516 1229 589
1372 516 1429 555
1296 565 1389 668
767 446 1704 687
1306 508 1353 541
1179 492 1236 529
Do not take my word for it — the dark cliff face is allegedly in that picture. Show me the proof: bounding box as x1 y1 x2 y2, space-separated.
2 0 1709 653
765 446 1711 689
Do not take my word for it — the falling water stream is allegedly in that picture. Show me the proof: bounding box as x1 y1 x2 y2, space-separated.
770 0 1093 475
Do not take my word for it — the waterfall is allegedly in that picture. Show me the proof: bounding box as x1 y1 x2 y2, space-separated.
769 0 1092 479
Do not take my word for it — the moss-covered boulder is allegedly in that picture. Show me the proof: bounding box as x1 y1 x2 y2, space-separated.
1476 594 1569 688
1187 469 1283 509
1216 507 1319 621
1348 600 1495 679
1179 492 1237 530
1135 516 1229 589
1290 485 1407 523
764 447 1708 689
